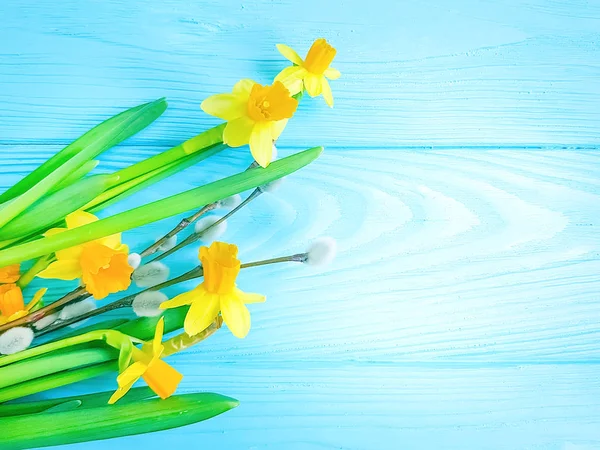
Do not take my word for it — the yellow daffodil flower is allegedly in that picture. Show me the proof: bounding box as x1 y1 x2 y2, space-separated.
160 242 265 338
0 264 20 283
0 284 46 325
275 38 341 107
201 80 298 168
109 317 183 404
37 211 134 300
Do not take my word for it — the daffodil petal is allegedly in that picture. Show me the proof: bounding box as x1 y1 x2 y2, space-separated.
275 66 305 95
143 358 183 399
56 244 83 262
98 233 123 250
233 79 256 96
321 78 334 107
43 228 66 238
271 119 288 141
37 259 81 280
223 116 255 147
221 294 251 339
276 44 304 65
117 361 147 387
304 73 323 97
27 288 47 311
66 210 98 229
235 288 266 304
201 94 246 121
249 122 274 168
324 67 341 80
153 317 164 355
160 289 199 310
184 292 220 337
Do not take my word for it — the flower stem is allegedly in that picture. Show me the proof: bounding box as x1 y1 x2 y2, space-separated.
162 317 223 357
17 254 55 289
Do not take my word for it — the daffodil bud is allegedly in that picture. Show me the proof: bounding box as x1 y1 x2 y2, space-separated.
306 237 337 266
259 177 285 194
0 327 34 355
155 235 177 252
194 216 227 244
127 253 142 270
33 313 59 330
132 291 168 317
59 299 97 328
132 262 170 288
218 194 242 211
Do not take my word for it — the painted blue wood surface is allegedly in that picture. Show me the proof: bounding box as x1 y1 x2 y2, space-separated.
1 0 600 448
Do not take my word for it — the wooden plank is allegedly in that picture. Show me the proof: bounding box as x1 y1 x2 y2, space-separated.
4 146 600 362
42 363 600 449
0 0 599 146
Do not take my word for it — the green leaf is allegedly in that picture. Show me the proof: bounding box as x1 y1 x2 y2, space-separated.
0 98 167 228
53 318 130 341
0 361 117 404
0 392 238 449
0 146 323 266
41 400 83 414
88 144 225 213
115 306 189 340
0 174 119 240
0 347 117 390
48 160 100 194
0 387 155 418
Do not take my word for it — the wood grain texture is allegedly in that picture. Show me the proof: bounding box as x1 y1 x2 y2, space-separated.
0 0 599 147
1 0 600 448
2 146 600 448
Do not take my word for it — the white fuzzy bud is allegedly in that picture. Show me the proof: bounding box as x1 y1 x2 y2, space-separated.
59 299 96 321
132 262 170 288
306 237 337 267
194 216 227 243
218 194 242 211
155 235 177 252
127 253 142 270
259 177 285 194
132 291 168 317
33 313 59 330
0 327 34 355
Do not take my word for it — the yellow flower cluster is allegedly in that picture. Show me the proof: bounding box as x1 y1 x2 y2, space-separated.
201 38 340 168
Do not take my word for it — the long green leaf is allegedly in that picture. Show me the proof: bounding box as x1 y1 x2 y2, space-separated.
0 174 118 240
0 146 323 266
48 160 100 194
0 387 155 418
0 392 238 449
0 361 117 404
0 347 116 390
88 144 225 213
0 100 166 205
0 98 167 228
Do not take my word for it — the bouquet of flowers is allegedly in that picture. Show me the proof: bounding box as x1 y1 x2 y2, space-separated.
0 38 339 448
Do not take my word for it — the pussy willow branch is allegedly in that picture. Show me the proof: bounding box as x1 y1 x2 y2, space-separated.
149 187 264 263
139 203 217 258
0 286 88 333
36 252 308 337
142 161 259 260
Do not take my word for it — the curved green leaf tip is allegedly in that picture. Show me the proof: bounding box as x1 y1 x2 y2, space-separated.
0 392 239 449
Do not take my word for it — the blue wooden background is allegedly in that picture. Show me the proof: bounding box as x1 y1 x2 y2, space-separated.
1 0 600 448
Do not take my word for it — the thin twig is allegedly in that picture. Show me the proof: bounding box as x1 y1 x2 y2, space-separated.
35 253 307 336
150 187 264 262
